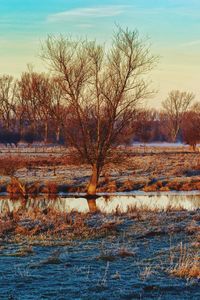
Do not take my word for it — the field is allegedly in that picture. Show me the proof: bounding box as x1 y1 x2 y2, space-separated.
0 144 200 194
0 144 200 299
0 200 200 299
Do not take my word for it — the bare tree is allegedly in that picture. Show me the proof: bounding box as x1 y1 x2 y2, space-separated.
50 77 66 143
36 74 52 143
18 71 39 135
0 75 17 130
41 27 156 194
162 90 194 142
134 108 157 143
18 70 52 142
182 102 200 151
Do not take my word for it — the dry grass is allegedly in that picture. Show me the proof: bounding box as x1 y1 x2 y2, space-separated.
7 177 39 198
0 207 118 244
0 157 27 176
169 243 200 279
41 182 58 197
140 266 155 281
0 147 200 193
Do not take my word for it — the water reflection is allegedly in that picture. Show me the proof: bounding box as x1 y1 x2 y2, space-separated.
0 194 200 215
96 195 200 213
87 199 98 213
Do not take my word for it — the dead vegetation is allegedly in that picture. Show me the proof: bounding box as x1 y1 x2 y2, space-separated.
0 147 200 194
169 243 200 279
0 207 119 244
0 157 27 176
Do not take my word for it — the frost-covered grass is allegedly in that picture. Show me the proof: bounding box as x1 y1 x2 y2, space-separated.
0 201 200 299
0 145 200 193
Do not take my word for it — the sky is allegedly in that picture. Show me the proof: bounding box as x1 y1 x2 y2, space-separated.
0 0 200 106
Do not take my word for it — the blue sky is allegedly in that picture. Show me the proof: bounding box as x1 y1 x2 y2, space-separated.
0 0 200 105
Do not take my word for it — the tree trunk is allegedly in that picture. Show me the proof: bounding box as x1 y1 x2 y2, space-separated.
32 121 36 137
18 119 23 137
44 122 48 143
56 126 60 143
87 164 99 195
192 144 197 152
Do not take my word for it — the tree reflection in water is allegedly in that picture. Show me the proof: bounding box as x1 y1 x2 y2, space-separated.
0 193 200 215
87 198 97 213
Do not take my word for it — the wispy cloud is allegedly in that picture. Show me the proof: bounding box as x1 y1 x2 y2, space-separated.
47 5 130 22
181 40 200 47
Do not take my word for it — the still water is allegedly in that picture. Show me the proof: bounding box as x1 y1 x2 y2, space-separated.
0 192 200 214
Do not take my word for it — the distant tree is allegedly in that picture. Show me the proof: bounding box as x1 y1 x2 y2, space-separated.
182 103 200 151
50 77 66 143
22 131 35 146
0 75 17 130
162 90 194 142
134 108 157 143
10 132 21 147
0 130 20 147
150 111 166 142
18 71 40 135
18 69 52 143
41 27 156 194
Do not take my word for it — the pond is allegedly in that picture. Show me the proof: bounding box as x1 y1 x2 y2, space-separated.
1 192 200 215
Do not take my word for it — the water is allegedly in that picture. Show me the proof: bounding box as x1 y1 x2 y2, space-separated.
0 193 200 215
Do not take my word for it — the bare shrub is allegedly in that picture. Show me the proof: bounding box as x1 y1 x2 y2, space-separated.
0 157 26 176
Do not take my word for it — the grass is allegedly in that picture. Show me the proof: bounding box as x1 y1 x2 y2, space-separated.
0 207 119 244
169 243 200 279
0 198 200 300
0 146 200 193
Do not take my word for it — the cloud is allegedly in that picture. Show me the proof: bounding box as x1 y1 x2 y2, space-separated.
181 40 200 47
47 5 130 22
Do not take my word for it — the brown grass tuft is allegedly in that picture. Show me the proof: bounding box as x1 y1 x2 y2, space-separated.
170 243 200 279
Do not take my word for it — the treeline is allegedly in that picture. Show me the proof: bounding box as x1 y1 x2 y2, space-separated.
0 70 199 148
0 71 66 146
133 100 200 150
